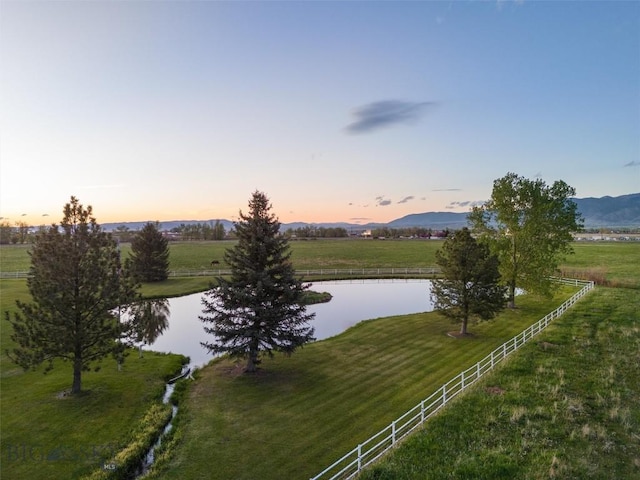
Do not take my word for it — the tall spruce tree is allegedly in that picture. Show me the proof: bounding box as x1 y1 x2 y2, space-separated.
130 222 170 282
200 191 315 372
5 197 139 394
430 228 506 336
468 173 582 308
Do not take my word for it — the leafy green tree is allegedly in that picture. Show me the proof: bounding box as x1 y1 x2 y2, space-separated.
200 191 315 373
5 197 139 394
15 221 29 244
213 220 226 240
0 221 13 244
430 228 506 335
113 225 133 243
468 173 583 308
130 222 170 282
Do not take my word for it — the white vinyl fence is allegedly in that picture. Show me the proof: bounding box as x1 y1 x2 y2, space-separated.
167 267 440 278
1 267 439 279
310 278 595 480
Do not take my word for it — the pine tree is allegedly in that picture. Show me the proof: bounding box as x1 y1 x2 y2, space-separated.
430 228 506 336
130 222 170 282
200 191 315 372
5 197 139 394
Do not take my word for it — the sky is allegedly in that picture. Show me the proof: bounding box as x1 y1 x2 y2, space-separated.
1 0 639 226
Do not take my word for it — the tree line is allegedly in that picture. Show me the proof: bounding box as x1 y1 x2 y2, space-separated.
5 172 583 394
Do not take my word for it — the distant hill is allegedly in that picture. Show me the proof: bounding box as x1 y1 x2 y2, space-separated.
101 193 639 232
381 194 640 230
572 194 640 228
386 211 468 229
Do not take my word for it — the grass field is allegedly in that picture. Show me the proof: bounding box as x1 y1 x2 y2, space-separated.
2 238 639 292
359 286 640 479
1 239 638 479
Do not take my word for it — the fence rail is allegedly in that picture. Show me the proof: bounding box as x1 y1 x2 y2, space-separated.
1 267 441 279
310 279 595 480
168 267 441 278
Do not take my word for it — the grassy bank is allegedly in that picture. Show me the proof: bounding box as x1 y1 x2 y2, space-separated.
1 347 185 480
0 279 187 480
150 288 578 480
359 286 640 479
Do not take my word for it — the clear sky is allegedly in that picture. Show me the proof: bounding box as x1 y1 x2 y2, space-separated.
1 1 638 226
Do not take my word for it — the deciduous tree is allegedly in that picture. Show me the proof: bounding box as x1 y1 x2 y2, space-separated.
468 173 583 307
200 191 315 372
130 222 170 282
5 197 139 394
430 228 506 335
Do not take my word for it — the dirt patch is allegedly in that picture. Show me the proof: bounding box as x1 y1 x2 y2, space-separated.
55 389 72 399
485 386 505 396
215 362 248 378
446 331 475 339
539 341 559 351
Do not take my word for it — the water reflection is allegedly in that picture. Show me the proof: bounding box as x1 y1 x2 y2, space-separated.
143 279 434 368
308 279 433 341
126 299 170 357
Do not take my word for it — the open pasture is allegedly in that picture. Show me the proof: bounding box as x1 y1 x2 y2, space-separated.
2 238 639 289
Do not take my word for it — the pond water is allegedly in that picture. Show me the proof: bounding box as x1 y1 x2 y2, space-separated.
142 279 434 368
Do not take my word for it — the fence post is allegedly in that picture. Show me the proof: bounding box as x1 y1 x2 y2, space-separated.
392 420 396 445
461 371 465 390
491 350 495 369
442 384 447 405
357 443 362 472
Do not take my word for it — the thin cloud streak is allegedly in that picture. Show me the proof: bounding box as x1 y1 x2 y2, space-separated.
446 200 486 210
76 184 126 190
345 100 437 134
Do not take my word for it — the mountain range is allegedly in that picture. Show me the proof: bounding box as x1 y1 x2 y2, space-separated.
103 193 639 232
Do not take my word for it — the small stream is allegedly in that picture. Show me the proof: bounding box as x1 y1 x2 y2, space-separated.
130 365 191 478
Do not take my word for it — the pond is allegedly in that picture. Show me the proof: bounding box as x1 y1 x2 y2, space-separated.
140 279 434 368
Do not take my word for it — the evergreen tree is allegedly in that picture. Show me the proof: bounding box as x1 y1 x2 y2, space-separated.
5 197 139 394
200 191 315 372
130 222 170 282
468 173 582 307
430 228 506 336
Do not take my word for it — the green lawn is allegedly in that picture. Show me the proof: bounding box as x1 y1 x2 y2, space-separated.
149 288 579 480
0 279 187 480
359 286 640 479
1 347 185 480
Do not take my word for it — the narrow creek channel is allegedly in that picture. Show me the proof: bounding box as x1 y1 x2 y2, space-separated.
129 365 191 479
